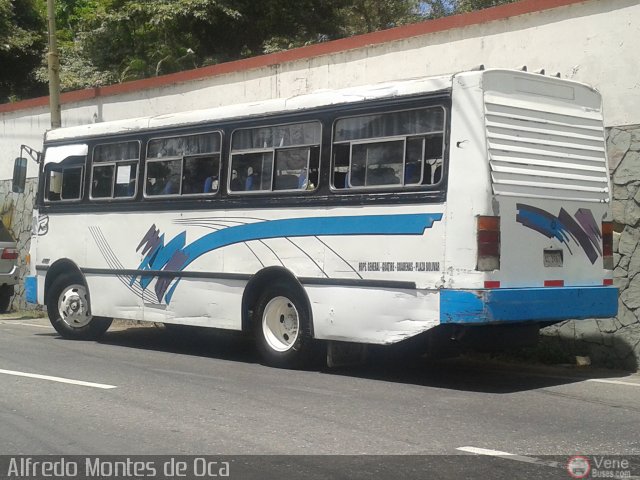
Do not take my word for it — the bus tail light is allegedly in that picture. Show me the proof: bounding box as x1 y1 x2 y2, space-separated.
1 248 18 260
602 221 613 270
477 216 500 271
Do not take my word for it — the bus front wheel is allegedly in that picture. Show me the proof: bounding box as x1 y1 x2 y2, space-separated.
254 283 314 369
47 273 112 340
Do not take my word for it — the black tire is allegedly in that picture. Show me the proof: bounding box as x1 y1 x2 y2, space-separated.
253 282 314 369
46 273 112 340
0 284 13 313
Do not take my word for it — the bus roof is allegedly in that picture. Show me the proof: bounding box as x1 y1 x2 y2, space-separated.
44 68 599 143
45 73 456 143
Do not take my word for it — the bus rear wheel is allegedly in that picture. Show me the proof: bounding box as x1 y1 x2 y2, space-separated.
47 273 112 340
254 283 314 369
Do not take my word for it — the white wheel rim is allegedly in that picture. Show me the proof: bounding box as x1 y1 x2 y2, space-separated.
262 296 300 352
58 284 92 328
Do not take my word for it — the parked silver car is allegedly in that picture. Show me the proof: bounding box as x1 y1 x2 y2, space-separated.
0 220 18 313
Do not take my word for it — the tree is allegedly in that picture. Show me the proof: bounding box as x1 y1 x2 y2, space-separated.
0 0 47 102
1 0 519 100
72 0 433 83
77 0 244 82
454 0 516 13
338 0 425 35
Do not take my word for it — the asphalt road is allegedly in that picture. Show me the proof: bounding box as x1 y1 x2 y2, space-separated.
1 315 639 479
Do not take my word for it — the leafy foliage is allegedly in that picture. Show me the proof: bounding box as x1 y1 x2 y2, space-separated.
0 0 47 102
1 0 518 102
455 0 516 13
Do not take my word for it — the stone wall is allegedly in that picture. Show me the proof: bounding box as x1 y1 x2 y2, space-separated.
542 125 640 371
0 178 37 311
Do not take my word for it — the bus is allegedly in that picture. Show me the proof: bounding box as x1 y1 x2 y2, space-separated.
14 68 617 368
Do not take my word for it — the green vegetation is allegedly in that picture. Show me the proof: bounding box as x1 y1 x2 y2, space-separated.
0 0 46 101
0 0 517 103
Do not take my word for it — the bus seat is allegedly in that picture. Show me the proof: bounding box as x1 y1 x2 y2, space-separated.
203 176 217 192
298 171 308 189
274 174 299 190
369 167 398 186
246 172 264 190
404 162 422 184
162 177 179 195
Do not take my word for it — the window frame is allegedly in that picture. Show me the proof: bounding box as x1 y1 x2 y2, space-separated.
143 130 223 199
89 139 142 202
43 157 86 204
330 105 447 192
228 120 322 195
346 135 406 189
274 146 313 191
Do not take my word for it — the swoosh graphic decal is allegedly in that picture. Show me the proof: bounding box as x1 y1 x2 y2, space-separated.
133 213 443 303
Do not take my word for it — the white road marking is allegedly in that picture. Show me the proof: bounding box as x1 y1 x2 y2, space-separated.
456 446 562 469
587 378 640 387
0 321 52 329
0 368 117 389
457 447 640 480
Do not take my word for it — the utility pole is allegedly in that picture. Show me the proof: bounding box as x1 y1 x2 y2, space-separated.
47 0 61 128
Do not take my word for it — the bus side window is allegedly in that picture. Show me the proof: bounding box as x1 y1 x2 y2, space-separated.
274 146 317 191
45 155 85 202
92 165 114 198
91 141 140 200
424 134 444 185
146 132 221 197
182 155 220 195
332 144 350 188
146 159 181 196
229 151 273 192
46 169 63 201
351 141 403 187
332 106 445 190
230 121 321 194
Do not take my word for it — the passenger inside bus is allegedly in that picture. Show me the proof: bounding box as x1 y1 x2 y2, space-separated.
245 166 261 190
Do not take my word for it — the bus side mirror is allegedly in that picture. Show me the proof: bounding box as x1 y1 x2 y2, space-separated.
12 157 27 193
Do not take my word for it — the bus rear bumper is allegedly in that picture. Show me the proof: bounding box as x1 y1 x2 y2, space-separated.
440 286 618 324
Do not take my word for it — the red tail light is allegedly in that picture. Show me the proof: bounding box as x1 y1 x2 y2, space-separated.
1 248 18 260
602 221 613 270
477 216 500 271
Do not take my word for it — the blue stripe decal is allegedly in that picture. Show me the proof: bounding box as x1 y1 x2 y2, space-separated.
134 213 442 303
25 276 37 304
440 286 618 324
183 213 442 261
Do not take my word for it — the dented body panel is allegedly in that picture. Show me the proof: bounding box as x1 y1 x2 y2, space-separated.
440 286 617 324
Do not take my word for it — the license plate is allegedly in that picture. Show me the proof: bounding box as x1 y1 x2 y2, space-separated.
544 250 563 267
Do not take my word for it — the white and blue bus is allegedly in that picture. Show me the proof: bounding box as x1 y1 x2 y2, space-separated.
15 68 617 368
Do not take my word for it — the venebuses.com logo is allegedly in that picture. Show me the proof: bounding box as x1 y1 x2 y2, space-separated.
566 455 635 479
567 456 591 479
